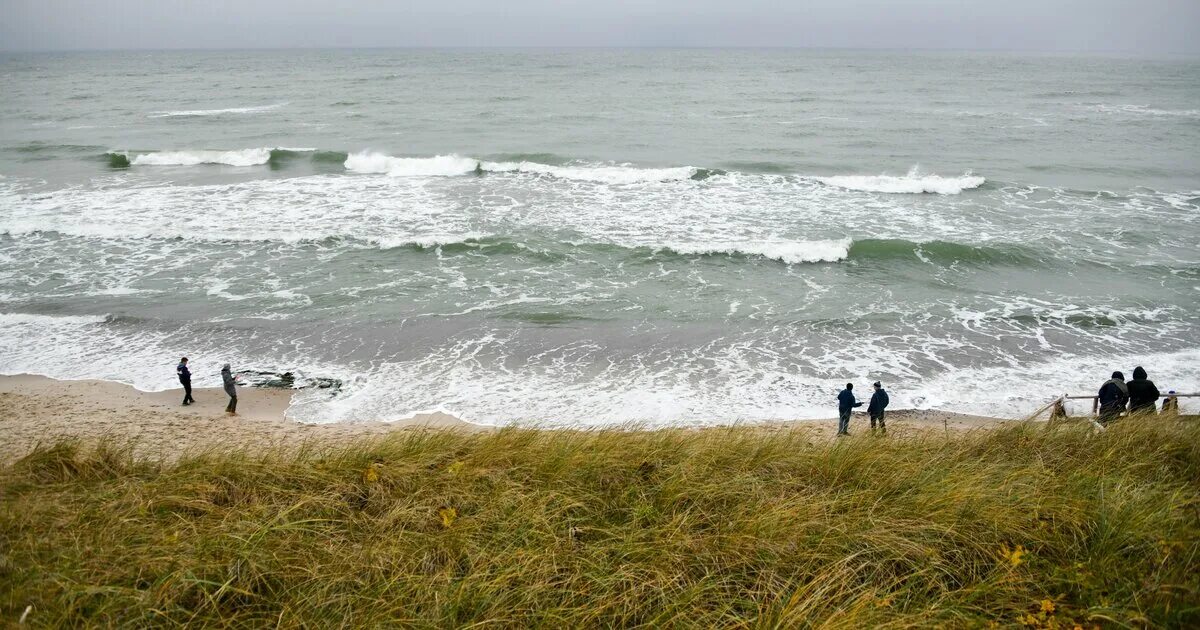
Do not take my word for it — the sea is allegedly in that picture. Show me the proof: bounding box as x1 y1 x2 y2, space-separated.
1 49 1197 426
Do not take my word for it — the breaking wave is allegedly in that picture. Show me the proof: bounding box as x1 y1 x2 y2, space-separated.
105 147 345 169
816 167 985 194
343 151 699 183
657 239 852 264
148 103 288 118
124 148 274 167
97 148 985 194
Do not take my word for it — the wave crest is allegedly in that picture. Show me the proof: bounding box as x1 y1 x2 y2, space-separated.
344 152 482 177
659 239 851 264
816 167 985 194
343 151 698 183
127 148 273 167
148 103 288 118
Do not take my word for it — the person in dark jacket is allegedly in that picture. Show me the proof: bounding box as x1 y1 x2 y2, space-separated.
221 363 238 415
867 381 889 434
177 357 195 406
1126 366 1160 415
836 383 863 436
1096 371 1128 424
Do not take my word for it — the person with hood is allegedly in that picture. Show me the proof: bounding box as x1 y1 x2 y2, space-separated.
177 357 195 406
1097 371 1128 424
836 383 863 436
221 364 238 415
1126 366 1160 415
867 381 889 433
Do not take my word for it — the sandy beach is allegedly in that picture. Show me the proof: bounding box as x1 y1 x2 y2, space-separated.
0 374 478 462
0 373 1013 463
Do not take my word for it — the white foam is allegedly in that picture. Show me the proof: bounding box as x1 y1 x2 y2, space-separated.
0 312 109 325
344 151 697 183
817 166 985 194
344 152 480 176
130 148 272 167
1083 103 1200 118
483 160 698 184
371 232 492 249
664 238 851 264
148 103 288 118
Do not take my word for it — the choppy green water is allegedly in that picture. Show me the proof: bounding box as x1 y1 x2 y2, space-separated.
1 49 1197 425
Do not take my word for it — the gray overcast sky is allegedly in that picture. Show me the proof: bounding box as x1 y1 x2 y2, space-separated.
2 0 1199 55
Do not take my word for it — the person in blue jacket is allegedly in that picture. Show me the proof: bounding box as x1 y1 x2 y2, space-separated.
836 383 863 436
867 381 889 434
177 357 195 406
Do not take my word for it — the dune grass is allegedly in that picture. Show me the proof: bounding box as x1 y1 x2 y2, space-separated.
1 418 1198 628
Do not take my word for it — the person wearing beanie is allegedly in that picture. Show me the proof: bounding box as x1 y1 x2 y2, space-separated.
1097 370 1128 424
867 381 889 434
1126 366 1160 415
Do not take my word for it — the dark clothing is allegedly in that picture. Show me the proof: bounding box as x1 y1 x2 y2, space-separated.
837 389 862 414
225 394 238 413
177 362 194 405
836 388 862 435
1126 378 1160 414
867 388 889 433
1097 378 1128 421
867 389 889 416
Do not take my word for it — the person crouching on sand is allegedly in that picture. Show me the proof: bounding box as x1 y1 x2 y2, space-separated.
836 383 863 436
221 364 238 415
177 357 195 406
867 381 889 434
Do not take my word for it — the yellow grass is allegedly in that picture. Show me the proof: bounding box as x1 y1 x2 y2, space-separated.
2 417 1198 627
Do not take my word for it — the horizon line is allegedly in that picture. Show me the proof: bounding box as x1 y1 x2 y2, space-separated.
2 45 1198 59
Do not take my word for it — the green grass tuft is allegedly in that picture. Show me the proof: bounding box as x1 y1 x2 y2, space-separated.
2 419 1198 627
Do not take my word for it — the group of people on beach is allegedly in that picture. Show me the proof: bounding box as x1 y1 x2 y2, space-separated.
1096 365 1176 424
176 357 240 415
172 356 1175 428
835 381 889 436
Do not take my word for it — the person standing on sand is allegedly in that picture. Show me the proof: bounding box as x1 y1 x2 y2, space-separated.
177 357 195 406
867 381 889 434
1097 371 1128 424
836 383 863 436
221 364 238 415
1126 366 1160 415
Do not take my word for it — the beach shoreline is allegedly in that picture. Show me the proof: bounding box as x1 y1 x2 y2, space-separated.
0 373 1014 463
0 374 479 462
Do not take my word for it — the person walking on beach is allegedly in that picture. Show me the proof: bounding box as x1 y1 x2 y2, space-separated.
1097 371 1128 424
177 357 195 406
221 364 238 415
836 383 863 436
867 381 889 434
1126 366 1160 415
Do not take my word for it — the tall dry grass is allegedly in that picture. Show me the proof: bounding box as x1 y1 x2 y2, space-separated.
1 418 1197 627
